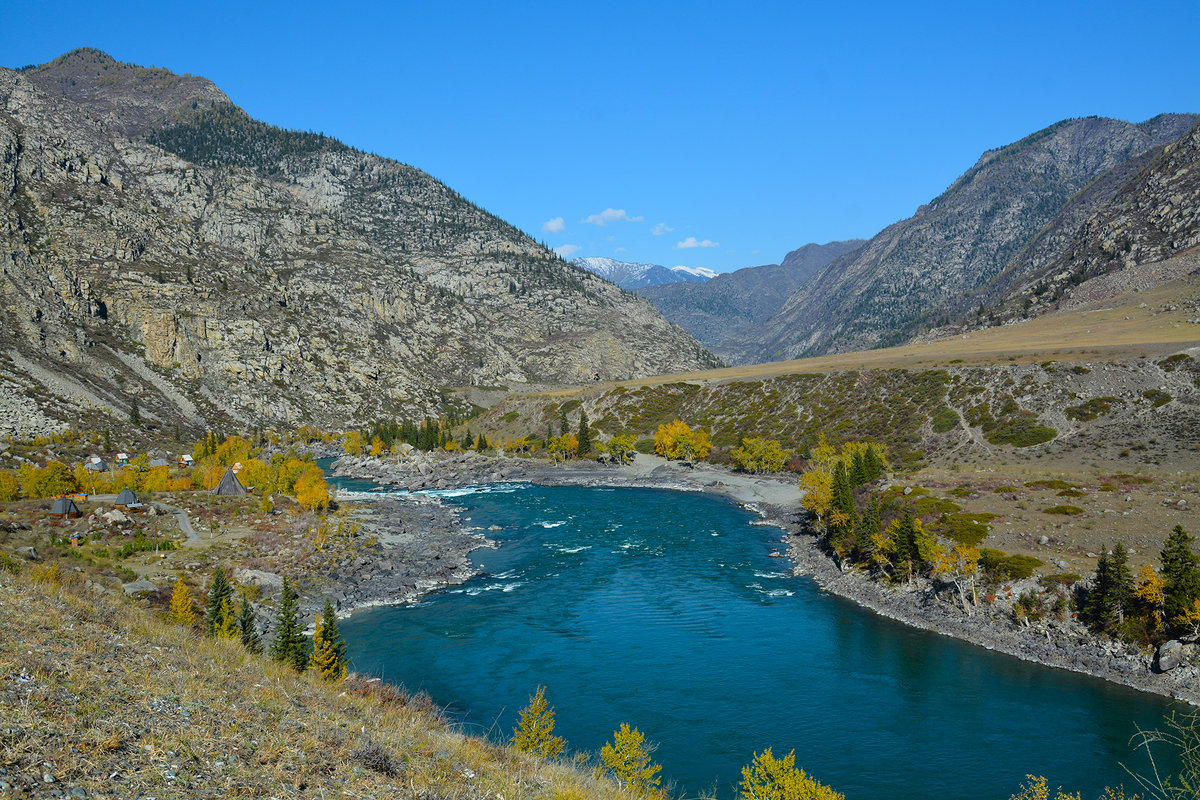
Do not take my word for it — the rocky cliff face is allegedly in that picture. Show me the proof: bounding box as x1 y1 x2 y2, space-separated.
0 49 718 438
752 115 1198 361
638 240 864 363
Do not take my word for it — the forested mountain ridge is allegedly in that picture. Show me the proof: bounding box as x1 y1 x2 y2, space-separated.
0 49 718 439
752 114 1198 361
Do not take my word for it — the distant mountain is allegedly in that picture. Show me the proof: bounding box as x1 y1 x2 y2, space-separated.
751 114 1199 361
0 49 719 438
638 240 865 363
573 257 714 290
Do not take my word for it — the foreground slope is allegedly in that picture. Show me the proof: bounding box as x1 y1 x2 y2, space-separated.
0 49 717 438
752 115 1197 361
0 571 637 799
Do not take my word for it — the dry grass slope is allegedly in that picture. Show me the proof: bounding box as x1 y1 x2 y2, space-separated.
0 573 639 799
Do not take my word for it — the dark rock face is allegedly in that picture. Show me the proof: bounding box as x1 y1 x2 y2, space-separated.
0 49 718 438
746 115 1198 362
638 240 864 364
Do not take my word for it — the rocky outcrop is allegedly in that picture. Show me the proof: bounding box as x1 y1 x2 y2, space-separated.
0 49 718 438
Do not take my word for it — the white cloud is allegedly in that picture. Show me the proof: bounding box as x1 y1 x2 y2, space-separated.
615 247 627 252
676 237 719 249
554 244 581 258
581 208 644 226
652 222 675 236
541 217 565 234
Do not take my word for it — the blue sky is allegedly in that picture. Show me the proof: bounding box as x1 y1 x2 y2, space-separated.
3 1 1199 272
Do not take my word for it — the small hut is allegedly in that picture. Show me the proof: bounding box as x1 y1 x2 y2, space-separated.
114 488 143 509
179 454 194 467
50 497 82 519
85 456 108 472
115 452 130 466
212 468 248 496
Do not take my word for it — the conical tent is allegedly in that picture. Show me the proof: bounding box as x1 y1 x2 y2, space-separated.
114 487 141 507
50 497 81 518
212 468 248 496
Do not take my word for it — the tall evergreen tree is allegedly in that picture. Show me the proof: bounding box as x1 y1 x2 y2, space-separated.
1162 525 1200 626
1089 543 1134 631
205 567 233 636
238 596 261 653
270 578 308 672
310 598 349 681
863 445 884 482
849 451 867 487
560 407 570 439
577 409 592 456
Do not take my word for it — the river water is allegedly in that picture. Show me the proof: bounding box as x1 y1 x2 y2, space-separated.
334 478 1179 799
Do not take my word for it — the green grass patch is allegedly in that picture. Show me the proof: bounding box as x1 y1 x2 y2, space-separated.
1142 389 1172 408
501 411 520 424
1040 572 1083 587
1042 505 1084 516
1158 353 1195 371
1071 365 1092 374
931 406 960 433
911 496 962 516
936 512 997 547
1025 479 1073 490
980 549 1043 580
986 416 1056 447
1056 488 1086 498
993 485 1019 494
948 485 974 498
634 438 656 454
1098 483 1118 492
1065 396 1123 422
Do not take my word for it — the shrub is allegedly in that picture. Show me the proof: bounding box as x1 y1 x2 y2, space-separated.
634 438 656 455
993 485 1019 494
0 552 20 574
936 512 997 547
351 740 398 776
1057 488 1086 498
1040 572 1082 587
980 549 1043 580
1157 353 1195 371
1025 479 1072 490
1071 365 1092 374
1142 389 1172 408
987 417 1056 447
931 407 960 434
1065 397 1123 422
1043 505 1084 515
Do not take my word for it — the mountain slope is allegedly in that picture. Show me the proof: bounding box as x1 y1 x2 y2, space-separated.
638 240 865 363
0 49 718 438
755 114 1198 361
572 256 711 290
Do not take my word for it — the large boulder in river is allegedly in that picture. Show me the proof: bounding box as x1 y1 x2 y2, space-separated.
1156 640 1184 672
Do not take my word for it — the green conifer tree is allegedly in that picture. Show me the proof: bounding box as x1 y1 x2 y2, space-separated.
310 598 348 681
1162 525 1200 627
238 596 261 653
850 451 867 487
863 446 883 482
205 567 233 636
577 409 592 456
270 578 308 671
560 407 570 439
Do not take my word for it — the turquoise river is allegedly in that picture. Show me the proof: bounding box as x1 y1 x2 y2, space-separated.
332 476 1180 799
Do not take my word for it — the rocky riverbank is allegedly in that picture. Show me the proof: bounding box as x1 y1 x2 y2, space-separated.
330 450 1200 705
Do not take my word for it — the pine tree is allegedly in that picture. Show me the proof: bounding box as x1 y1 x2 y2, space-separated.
577 410 592 456
129 398 140 426
828 462 857 548
1089 543 1134 631
168 576 197 626
238 596 261 653
103 428 113 452
853 493 882 563
849 451 867 487
310 598 348 681
205 567 233 636
214 598 239 639
475 433 487 451
511 685 566 758
1162 525 1200 627
601 723 661 794
270 578 308 671
863 445 884 482
560 408 569 439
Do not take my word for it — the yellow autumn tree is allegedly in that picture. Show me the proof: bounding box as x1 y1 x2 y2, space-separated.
0 470 19 501
343 430 365 456
1133 564 1166 632
934 545 981 614
511 686 566 758
295 467 330 511
654 420 712 461
600 723 661 796
168 576 197 626
1008 775 1082 800
740 748 844 800
799 470 834 524
370 435 385 456
214 598 239 639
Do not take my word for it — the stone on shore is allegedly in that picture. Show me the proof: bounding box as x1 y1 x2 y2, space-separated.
1156 640 1184 673
122 577 160 598
234 568 284 593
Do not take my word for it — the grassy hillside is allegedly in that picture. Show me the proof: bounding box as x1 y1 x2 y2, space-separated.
0 569 640 799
